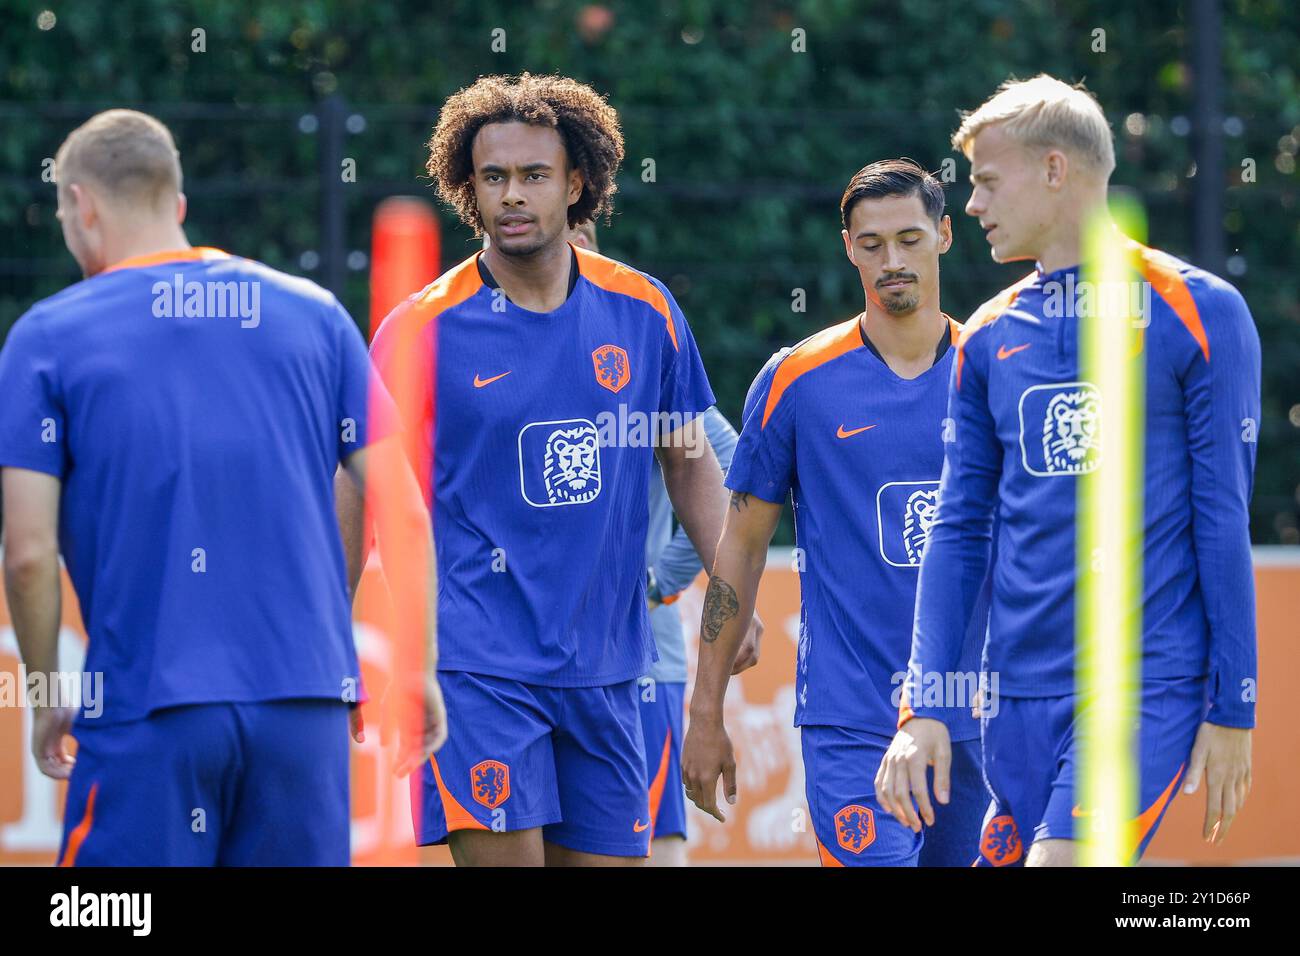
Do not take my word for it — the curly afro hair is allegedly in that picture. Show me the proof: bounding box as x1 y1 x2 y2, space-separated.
427 72 625 233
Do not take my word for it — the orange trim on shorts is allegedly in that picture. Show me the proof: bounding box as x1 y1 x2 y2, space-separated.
429 755 489 833
815 835 845 867
573 244 679 351
761 318 862 427
59 782 99 867
102 246 230 273
1132 763 1185 855
645 729 673 838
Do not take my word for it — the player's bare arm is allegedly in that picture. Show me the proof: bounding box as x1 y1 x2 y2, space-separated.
681 490 781 822
341 437 446 774
335 464 365 601
335 463 368 742
2 467 74 780
655 418 764 671
655 416 727 573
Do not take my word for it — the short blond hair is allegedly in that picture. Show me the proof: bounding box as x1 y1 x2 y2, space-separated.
952 75 1115 177
56 109 182 211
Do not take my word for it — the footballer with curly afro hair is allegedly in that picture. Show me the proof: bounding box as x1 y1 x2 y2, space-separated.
427 72 625 242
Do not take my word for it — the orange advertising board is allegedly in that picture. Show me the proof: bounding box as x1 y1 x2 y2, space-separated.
3 550 1297 865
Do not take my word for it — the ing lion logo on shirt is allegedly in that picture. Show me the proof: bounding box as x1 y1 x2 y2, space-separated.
592 344 630 394
834 804 876 854
980 813 1023 865
542 425 601 504
1042 387 1102 474
470 760 511 810
901 488 939 565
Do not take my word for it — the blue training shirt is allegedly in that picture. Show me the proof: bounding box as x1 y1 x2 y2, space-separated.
369 244 716 687
0 247 383 725
726 314 985 740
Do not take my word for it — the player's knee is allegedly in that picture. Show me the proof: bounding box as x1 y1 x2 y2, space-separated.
647 835 688 867
448 827 545 866
543 840 646 867
1025 837 1075 867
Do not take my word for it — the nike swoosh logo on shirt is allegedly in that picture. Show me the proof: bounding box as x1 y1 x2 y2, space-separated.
473 371 512 388
836 424 877 439
633 819 650 833
996 343 1031 360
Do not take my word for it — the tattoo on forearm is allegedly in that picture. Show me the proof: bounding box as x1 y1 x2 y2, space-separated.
729 492 750 512
701 575 740 643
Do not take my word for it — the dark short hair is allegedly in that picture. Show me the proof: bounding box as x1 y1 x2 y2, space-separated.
840 158 945 231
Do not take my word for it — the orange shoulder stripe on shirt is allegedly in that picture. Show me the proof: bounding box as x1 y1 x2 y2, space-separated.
944 312 962 345
371 252 483 358
955 271 1037 388
1127 240 1210 363
761 317 861 428
102 246 231 273
59 782 99 867
403 253 485 329
572 244 679 351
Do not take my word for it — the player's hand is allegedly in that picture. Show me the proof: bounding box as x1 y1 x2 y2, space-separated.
349 704 365 744
681 715 737 823
32 705 76 780
380 674 449 778
875 717 951 833
1182 721 1251 845
730 613 765 674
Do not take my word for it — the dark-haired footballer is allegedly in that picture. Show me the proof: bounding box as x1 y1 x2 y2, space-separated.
682 159 990 866
337 74 734 866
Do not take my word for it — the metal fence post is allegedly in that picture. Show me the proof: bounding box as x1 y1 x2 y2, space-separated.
318 94 347 298
1191 0 1226 276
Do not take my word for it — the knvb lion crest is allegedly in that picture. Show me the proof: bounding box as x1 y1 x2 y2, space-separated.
542 424 601 504
592 344 630 394
1042 387 1102 474
980 813 1023 866
1019 382 1103 477
518 419 604 508
470 760 510 810
901 488 939 565
876 480 940 568
834 804 876 854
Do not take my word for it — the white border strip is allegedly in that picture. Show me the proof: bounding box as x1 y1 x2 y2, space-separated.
1251 546 1300 568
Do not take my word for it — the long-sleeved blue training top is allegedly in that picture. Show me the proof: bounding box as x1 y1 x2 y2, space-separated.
906 237 1261 729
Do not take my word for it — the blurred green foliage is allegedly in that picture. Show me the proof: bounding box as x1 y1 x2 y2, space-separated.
1 0 1296 543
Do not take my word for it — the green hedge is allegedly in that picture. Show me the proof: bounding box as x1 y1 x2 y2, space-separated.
1 0 1295 542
